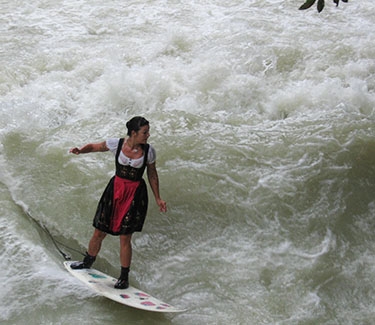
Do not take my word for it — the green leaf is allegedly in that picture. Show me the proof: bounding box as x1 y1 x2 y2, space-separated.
317 0 325 12
299 0 316 10
299 0 348 12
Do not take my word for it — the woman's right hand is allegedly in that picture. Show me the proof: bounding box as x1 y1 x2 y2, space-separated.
69 147 81 155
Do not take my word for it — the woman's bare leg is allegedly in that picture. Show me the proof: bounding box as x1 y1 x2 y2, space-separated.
114 234 132 289
87 229 107 257
119 234 132 268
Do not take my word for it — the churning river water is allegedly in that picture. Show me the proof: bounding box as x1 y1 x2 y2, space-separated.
1 0 375 324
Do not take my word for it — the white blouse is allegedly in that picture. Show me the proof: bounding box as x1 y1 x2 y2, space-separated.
106 138 156 168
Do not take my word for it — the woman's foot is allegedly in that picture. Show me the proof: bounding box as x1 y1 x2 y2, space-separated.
114 266 129 289
70 253 96 269
114 278 129 289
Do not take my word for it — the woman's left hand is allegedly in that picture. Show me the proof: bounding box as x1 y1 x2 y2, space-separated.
157 199 167 212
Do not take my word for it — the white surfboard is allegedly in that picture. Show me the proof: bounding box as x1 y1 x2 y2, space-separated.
64 261 185 312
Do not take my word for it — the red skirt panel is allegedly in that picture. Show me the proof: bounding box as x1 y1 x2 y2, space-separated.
111 177 139 233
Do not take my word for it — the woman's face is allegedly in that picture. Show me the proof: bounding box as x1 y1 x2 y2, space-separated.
134 125 150 144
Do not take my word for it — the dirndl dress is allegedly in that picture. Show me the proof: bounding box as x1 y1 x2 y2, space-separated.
93 138 149 235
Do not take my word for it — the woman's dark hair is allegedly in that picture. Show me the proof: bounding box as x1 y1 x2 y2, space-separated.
126 116 149 136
